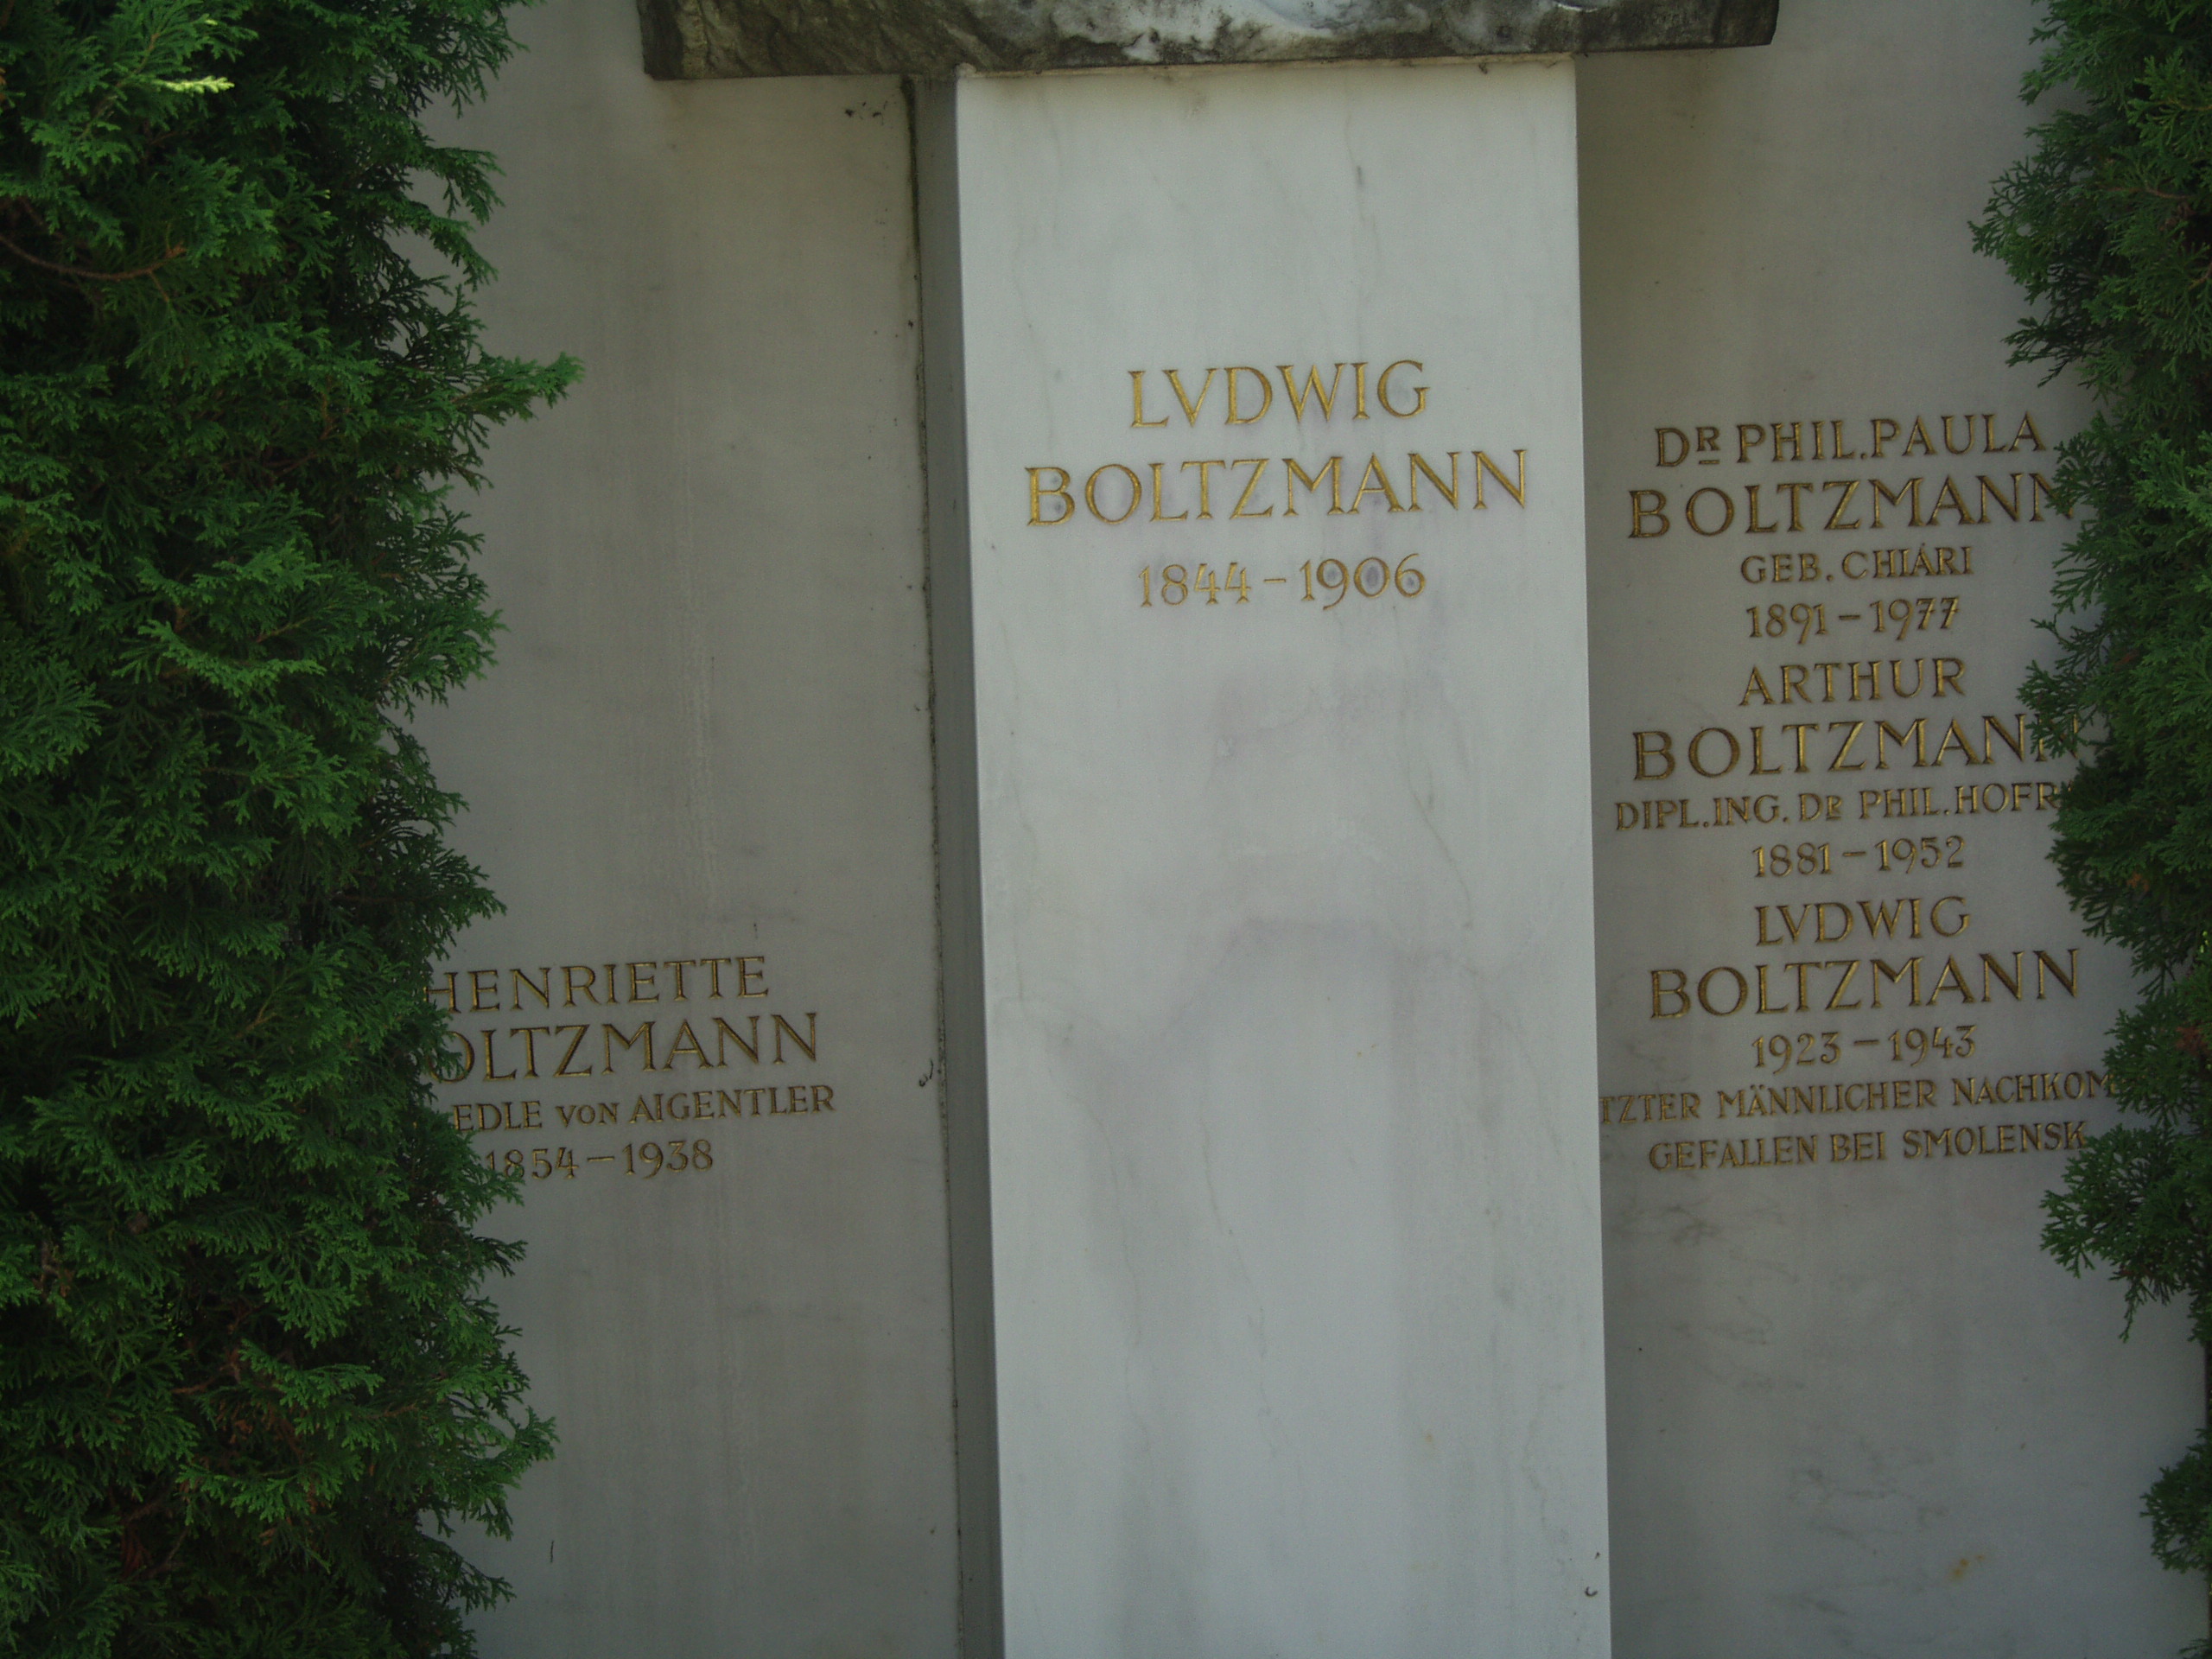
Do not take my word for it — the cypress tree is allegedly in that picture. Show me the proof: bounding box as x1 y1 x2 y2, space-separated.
0 0 573 1650
1976 0 2212 1630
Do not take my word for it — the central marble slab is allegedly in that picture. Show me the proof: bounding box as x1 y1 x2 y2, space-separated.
920 57 1611 1656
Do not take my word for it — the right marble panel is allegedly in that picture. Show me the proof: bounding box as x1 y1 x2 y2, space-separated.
1580 3 2205 1652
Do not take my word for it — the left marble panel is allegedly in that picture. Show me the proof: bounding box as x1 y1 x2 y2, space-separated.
412 5 958 1654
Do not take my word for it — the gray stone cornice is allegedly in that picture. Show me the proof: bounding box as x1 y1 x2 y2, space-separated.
638 0 1777 79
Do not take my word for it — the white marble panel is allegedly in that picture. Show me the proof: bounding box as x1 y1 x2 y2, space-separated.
940 58 1611 1658
1580 2 2202 1652
417 7 957 1654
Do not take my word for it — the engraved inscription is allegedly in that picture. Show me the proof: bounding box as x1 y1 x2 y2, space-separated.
1603 403 2102 1173
428 949 838 1186
1027 360 1531 617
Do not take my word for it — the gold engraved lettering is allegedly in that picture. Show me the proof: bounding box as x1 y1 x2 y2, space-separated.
1925 476 1974 526
1375 360 1427 417
1347 456 1407 514
772 1013 820 1064
2037 949 2080 998
1874 718 1927 769
1148 462 1189 522
1870 476 1922 528
1823 959 1863 1010
510 1026 550 1078
1229 459 1274 519
1977 474 2021 522
1179 458 1230 519
1284 455 1344 516
604 1021 658 1073
1278 364 1344 423
1687 728 1741 777
1029 467 1074 525
1745 483 1778 533
1166 367 1217 424
1086 464 1141 524
1869 958 1919 1007
1924 957 1975 1004
1776 481 1813 531
554 1024 594 1077
1471 449 1527 509
664 1020 712 1070
1225 366 1274 425
1129 369 1169 428
1755 965 1790 1014
712 1015 761 1065
1408 452 1459 510
1700 967 1749 1015
1684 487 1733 535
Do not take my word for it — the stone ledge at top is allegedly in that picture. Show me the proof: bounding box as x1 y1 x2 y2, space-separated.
636 0 1777 79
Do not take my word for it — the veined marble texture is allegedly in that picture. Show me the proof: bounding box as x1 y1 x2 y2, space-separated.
420 7 959 1655
1581 0 2202 1652
930 56 1611 1659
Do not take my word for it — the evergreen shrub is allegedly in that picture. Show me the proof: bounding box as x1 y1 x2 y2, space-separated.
0 0 572 1649
1977 0 2212 1631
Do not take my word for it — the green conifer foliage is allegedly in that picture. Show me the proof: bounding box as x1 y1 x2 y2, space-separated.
1976 0 2212 1618
0 0 573 1649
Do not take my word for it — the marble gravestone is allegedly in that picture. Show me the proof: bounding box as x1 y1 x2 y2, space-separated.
1581 2 2202 1653
403 0 2201 1654
921 58 1608 1656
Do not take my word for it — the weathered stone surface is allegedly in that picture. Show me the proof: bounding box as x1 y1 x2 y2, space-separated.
637 0 1776 80
423 10 961 1651
921 57 1613 1655
1581 0 2202 1650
